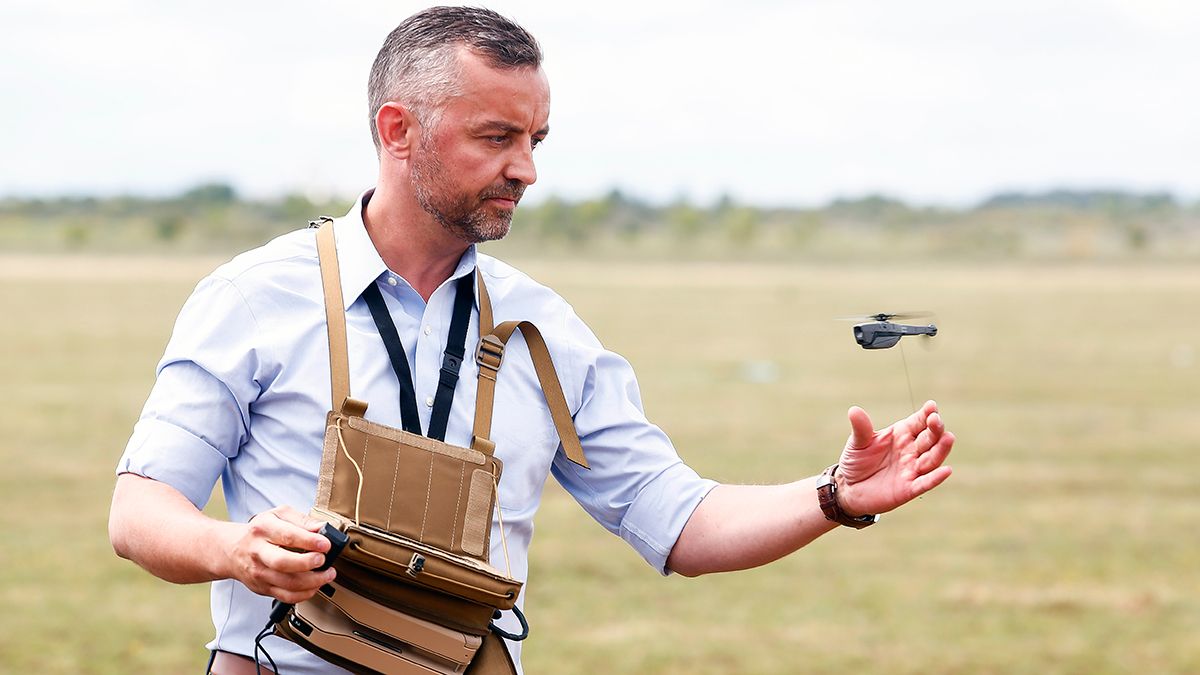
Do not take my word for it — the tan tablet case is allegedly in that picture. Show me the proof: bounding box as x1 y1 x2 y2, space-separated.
275 220 589 674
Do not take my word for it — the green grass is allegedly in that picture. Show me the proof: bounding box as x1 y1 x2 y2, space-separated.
1 255 1196 673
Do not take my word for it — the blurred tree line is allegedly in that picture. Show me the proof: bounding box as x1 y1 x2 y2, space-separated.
1 182 1197 261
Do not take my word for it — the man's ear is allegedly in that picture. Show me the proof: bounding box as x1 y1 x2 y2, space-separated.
376 102 419 159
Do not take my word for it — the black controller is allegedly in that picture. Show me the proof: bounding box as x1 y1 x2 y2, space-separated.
313 523 349 571
268 523 350 623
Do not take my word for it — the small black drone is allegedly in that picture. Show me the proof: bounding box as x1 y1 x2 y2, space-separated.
852 313 938 350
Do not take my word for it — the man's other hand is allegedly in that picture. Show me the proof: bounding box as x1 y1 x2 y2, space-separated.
835 400 955 518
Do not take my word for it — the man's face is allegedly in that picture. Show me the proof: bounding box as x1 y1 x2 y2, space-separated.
410 50 550 244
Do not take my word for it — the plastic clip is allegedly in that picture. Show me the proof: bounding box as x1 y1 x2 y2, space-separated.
407 553 426 577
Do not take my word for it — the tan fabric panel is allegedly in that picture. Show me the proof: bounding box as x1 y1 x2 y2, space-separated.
314 414 339 510
327 418 501 558
461 470 494 558
347 416 486 465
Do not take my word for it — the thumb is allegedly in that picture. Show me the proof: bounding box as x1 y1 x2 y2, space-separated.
846 406 875 450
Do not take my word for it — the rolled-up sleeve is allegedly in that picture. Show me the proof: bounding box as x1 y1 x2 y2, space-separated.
116 276 265 509
551 336 716 576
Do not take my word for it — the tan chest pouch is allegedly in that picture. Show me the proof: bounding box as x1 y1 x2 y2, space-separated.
273 221 590 674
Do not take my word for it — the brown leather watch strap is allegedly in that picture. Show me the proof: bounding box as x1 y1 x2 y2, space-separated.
816 464 878 529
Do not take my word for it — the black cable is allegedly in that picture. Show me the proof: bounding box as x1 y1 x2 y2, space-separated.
253 623 279 675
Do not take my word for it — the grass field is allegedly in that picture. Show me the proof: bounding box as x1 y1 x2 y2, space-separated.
1 254 1196 674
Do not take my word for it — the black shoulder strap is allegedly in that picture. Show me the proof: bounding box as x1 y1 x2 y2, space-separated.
427 273 475 441
362 283 423 435
361 273 474 441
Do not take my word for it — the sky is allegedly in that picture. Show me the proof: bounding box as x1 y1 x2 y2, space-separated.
2 0 1197 207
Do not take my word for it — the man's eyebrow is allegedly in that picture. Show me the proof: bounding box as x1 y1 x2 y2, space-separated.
474 120 550 136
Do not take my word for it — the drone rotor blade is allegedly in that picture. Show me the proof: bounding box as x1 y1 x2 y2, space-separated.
886 311 935 321
835 310 935 322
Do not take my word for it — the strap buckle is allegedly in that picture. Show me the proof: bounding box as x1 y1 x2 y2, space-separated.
440 352 463 378
475 334 504 372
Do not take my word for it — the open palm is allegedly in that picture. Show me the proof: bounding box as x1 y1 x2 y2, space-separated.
835 400 955 517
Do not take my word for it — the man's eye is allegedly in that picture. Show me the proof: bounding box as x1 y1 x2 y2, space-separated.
488 136 508 144
531 137 545 150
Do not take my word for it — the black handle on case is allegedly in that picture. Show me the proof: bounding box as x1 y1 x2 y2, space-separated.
489 604 530 642
315 523 349 571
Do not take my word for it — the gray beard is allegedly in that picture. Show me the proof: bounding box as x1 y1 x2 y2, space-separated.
411 148 515 244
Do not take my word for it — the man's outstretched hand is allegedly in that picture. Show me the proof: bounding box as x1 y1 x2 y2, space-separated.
835 400 955 518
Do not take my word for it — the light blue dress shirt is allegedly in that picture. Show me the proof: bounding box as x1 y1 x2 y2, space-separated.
117 191 716 674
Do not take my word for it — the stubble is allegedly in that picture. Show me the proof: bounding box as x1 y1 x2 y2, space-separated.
411 145 522 244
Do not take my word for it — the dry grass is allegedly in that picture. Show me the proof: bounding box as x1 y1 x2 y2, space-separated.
1 254 1196 673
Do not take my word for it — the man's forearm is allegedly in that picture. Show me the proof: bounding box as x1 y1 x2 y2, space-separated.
666 479 837 577
109 473 236 584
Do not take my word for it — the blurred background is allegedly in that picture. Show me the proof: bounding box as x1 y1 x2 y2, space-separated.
1 1 1197 673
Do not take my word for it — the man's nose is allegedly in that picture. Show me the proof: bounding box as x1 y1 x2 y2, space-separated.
504 145 537 186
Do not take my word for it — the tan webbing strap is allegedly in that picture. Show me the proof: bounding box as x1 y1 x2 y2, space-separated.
315 236 585 469
476 271 494 336
472 320 589 469
315 221 351 410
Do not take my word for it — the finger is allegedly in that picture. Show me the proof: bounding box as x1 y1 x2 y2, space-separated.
266 586 314 605
264 571 337 605
913 414 945 455
916 432 954 473
926 411 944 436
250 514 330 554
914 428 936 456
911 465 953 497
257 545 329 574
846 406 876 449
268 505 328 534
257 566 337 595
914 400 939 427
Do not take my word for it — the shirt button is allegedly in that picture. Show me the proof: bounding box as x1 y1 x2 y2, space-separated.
423 325 432 336
386 276 398 287
425 395 434 407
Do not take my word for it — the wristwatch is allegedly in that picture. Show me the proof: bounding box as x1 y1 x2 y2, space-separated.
815 464 879 529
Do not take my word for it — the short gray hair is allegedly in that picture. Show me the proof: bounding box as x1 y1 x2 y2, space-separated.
367 6 543 153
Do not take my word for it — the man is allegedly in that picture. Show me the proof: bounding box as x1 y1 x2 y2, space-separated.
109 7 954 674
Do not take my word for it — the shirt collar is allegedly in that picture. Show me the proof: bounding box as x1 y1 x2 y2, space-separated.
331 189 479 310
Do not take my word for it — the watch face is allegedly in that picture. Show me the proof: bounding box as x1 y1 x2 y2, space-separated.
848 513 879 529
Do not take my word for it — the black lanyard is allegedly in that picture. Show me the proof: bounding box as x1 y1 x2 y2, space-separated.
360 272 475 442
